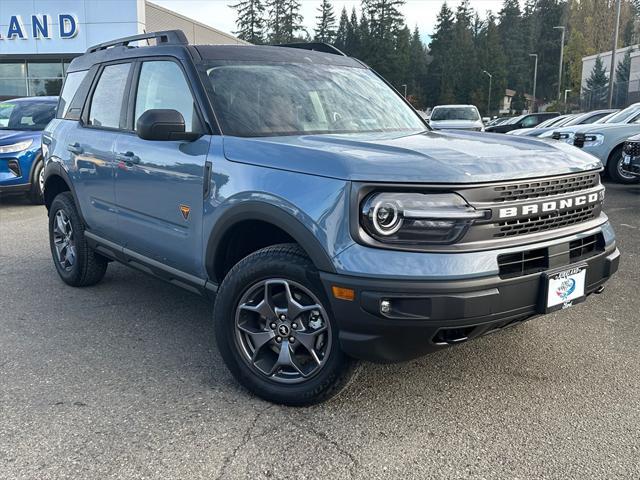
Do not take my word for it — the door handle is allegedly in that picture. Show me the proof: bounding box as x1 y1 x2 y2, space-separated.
67 142 83 154
115 151 140 165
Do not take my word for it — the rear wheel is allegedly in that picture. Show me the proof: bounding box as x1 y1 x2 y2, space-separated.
214 244 358 406
607 146 640 184
49 192 108 287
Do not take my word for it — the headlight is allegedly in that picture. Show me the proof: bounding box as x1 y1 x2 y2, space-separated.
0 139 33 153
583 133 605 147
360 192 488 245
561 132 575 144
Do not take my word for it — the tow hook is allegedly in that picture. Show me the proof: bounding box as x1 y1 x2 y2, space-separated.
594 286 605 294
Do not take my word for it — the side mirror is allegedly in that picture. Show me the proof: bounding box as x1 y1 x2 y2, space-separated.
136 109 200 141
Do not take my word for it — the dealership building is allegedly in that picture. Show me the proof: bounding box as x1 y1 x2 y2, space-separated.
0 0 245 100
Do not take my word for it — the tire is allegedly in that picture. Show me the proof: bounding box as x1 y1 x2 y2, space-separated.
607 146 640 184
28 160 45 204
48 191 108 287
213 243 358 406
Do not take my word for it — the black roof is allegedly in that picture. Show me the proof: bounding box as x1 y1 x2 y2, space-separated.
194 45 363 67
68 30 364 72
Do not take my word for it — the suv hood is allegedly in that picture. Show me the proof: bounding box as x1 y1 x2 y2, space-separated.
223 130 601 183
0 129 40 145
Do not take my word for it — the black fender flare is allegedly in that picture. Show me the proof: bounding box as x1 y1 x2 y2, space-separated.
205 201 337 283
43 161 87 224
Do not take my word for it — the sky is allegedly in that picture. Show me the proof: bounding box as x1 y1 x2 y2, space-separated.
154 0 507 41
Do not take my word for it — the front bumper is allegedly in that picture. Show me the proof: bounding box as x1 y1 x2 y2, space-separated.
622 154 640 176
0 149 38 191
321 245 619 363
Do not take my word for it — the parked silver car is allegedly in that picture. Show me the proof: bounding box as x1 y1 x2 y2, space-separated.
512 109 616 137
428 104 484 131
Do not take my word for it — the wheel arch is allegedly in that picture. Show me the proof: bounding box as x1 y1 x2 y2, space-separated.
205 201 336 284
43 162 86 223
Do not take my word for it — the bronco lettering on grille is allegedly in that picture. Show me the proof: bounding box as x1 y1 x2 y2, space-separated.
498 191 602 219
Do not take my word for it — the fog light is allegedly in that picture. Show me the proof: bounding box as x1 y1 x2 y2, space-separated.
380 299 391 314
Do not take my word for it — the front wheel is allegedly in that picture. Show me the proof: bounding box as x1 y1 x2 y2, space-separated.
213 244 358 406
607 146 640 184
28 160 45 204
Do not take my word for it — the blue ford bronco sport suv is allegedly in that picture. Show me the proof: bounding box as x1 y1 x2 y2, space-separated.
43 31 620 405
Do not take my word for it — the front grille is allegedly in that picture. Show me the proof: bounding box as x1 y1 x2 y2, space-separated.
498 233 604 279
623 141 640 157
491 172 600 203
494 204 598 238
498 248 548 278
569 233 604 262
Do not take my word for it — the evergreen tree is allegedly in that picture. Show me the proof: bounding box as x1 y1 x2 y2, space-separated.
498 0 527 92
426 2 455 105
267 0 304 44
334 7 349 51
314 0 336 43
393 25 412 89
230 0 266 44
450 0 476 103
359 12 371 56
614 48 632 107
344 8 360 56
585 55 609 107
408 26 428 106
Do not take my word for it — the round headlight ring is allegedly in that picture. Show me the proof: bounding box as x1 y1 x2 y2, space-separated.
371 199 403 236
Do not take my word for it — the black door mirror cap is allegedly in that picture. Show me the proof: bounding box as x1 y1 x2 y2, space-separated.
136 109 201 141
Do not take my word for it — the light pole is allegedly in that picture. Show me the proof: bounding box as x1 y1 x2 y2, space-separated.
482 70 492 117
564 89 572 113
401 84 407 99
529 54 538 112
554 26 566 100
608 0 622 108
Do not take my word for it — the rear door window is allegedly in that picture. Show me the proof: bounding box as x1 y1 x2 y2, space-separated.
88 63 131 129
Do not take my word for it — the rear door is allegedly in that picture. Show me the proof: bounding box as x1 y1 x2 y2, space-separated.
67 61 133 240
113 58 210 275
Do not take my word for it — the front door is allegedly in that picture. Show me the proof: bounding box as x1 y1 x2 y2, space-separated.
69 61 132 241
114 59 210 276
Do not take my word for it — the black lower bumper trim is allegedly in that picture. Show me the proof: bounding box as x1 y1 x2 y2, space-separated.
320 247 620 363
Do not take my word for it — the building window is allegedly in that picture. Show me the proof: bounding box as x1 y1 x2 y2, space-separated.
0 58 76 100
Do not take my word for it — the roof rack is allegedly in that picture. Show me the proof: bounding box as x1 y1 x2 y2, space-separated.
85 30 189 54
275 42 347 56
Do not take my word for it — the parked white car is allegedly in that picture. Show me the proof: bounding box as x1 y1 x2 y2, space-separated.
545 103 640 183
428 105 484 131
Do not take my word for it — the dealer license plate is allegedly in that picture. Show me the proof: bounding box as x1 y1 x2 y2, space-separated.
544 265 587 312
623 154 632 165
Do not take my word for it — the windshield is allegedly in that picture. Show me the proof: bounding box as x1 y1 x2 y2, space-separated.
606 105 640 124
205 63 425 137
0 100 56 131
596 112 618 123
430 106 480 121
506 115 525 125
537 116 568 129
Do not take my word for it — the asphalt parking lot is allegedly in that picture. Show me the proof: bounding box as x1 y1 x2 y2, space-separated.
1 182 639 480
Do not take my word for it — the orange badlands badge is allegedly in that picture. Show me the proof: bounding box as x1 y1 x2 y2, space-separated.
179 205 190 220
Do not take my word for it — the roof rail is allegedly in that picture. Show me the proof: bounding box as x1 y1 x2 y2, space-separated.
85 30 189 54
275 42 347 56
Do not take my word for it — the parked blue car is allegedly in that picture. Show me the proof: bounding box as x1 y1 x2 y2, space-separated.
0 96 57 203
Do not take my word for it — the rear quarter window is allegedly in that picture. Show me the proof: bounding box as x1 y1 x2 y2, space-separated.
57 70 87 119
